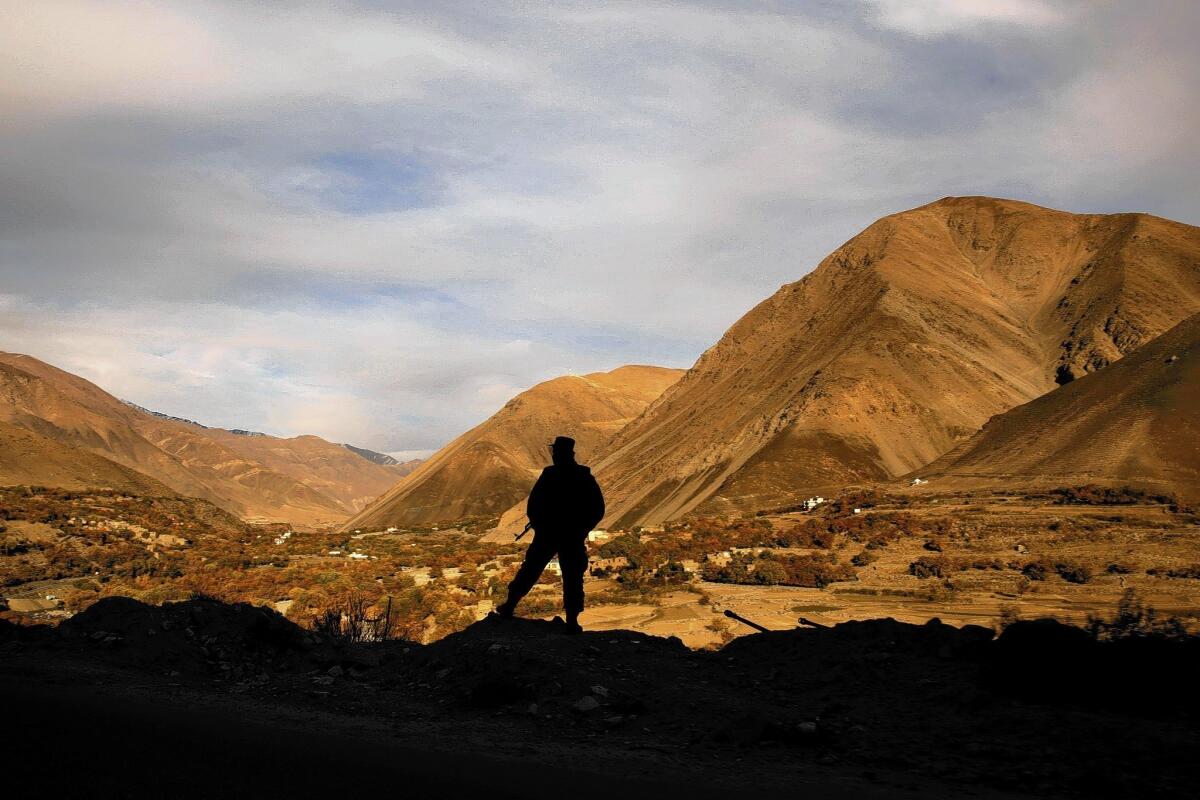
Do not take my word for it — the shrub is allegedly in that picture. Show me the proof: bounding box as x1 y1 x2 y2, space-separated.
1086 590 1192 640
754 559 789 584
1054 561 1093 584
1147 563 1200 579
1022 560 1052 581
850 550 878 567
997 603 1021 630
909 556 949 579
1050 485 1172 506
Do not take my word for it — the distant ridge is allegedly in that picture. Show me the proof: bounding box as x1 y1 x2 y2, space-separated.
2 354 411 524
343 365 684 531
121 400 209 429
342 443 401 466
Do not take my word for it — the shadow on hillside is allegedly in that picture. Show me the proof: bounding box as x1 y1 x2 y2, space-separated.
4 595 1198 717
4 596 1200 798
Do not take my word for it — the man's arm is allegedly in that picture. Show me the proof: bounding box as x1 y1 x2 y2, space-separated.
585 473 605 531
526 468 550 529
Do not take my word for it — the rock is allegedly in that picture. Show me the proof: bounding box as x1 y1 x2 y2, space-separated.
590 684 609 697
347 650 381 668
797 721 818 736
327 665 344 677
435 667 451 680
527 703 539 716
312 676 335 686
574 696 601 712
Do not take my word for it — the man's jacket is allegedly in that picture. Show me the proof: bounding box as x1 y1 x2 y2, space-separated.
527 463 605 538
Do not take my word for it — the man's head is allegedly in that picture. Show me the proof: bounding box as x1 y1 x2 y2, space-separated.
549 435 576 465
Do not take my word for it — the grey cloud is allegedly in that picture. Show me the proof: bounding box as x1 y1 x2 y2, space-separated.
1 1 1197 451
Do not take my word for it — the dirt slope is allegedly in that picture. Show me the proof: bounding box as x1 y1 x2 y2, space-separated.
197 430 416 513
0 353 369 525
593 197 1200 527
917 314 1200 500
0 420 174 495
343 366 683 530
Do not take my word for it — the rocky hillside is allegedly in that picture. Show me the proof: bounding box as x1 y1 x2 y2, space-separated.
593 197 1200 527
917 313 1200 500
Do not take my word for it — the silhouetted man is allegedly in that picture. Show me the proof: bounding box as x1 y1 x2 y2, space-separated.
495 436 605 634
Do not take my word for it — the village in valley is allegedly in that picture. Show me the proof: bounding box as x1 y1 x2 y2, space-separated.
5 483 1198 649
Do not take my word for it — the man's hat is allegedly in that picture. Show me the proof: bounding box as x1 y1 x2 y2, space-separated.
549 435 575 452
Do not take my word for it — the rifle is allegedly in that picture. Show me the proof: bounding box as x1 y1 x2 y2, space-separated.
514 521 533 542
723 608 771 633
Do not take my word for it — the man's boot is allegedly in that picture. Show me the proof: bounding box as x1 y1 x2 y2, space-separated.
564 614 582 635
493 600 515 619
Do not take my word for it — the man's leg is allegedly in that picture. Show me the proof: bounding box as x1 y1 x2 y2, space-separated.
557 537 588 633
496 536 555 617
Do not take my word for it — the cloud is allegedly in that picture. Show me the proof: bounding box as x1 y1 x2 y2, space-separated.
863 0 1068 37
1 2 1197 452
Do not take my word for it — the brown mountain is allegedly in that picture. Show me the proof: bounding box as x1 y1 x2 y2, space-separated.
0 353 403 526
197 429 417 513
593 197 1200 527
0 420 174 495
342 365 684 531
916 313 1200 501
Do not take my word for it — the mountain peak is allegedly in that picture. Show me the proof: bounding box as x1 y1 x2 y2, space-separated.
592 201 1200 527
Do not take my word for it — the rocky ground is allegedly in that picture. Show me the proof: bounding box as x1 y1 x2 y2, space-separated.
2 597 1197 799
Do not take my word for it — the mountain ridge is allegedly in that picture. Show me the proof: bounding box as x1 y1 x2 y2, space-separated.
592 196 1200 527
0 353 409 524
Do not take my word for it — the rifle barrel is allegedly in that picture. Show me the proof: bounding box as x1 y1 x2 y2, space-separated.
722 608 771 633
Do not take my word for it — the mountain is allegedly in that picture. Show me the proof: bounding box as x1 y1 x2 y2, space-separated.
195 429 417 513
0 353 402 525
342 365 684 530
915 313 1200 500
342 444 408 467
0 420 174 495
121 401 420 510
592 197 1200 527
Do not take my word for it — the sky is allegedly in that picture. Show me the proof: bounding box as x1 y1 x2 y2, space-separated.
2 1 1198 458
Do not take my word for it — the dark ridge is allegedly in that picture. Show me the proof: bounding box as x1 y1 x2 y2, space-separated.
342 443 400 465
121 399 209 428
